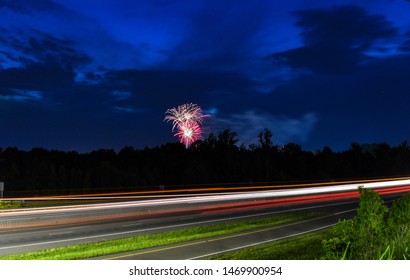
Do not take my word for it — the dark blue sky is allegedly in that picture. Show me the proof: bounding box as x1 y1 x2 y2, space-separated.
1 0 410 152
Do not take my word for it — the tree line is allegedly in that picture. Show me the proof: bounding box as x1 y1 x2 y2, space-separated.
1 129 410 197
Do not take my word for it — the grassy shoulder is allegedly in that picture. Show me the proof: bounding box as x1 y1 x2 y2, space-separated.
1 199 122 209
210 191 410 260
322 190 410 260
208 229 332 260
0 211 318 260
0 200 23 209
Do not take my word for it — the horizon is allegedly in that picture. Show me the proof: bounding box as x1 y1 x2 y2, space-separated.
1 132 409 154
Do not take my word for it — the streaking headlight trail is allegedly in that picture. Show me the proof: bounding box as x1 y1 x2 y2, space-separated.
1 178 409 218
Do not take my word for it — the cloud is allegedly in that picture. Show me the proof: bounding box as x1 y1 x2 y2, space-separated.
0 0 144 73
0 88 43 102
212 110 319 146
112 90 132 100
0 25 95 107
399 31 410 52
0 14 95 97
159 0 275 72
262 50 410 150
113 106 143 114
102 68 254 110
1 1 409 153
0 61 76 92
1 30 92 70
0 0 63 13
268 5 398 73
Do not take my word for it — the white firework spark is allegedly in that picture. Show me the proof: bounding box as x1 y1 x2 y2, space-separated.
164 103 209 148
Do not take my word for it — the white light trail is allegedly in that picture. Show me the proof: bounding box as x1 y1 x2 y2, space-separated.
1 178 409 218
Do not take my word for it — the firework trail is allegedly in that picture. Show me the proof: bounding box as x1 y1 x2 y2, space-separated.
164 103 205 130
174 121 203 148
164 103 209 148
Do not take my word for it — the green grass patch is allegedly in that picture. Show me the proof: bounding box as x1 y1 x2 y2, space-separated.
1 199 130 209
0 200 23 209
0 212 318 260
208 229 332 260
20 199 123 208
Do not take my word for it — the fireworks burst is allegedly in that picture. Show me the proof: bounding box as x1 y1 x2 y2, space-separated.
164 103 209 148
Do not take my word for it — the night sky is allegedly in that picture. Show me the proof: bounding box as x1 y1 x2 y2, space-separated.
1 0 410 152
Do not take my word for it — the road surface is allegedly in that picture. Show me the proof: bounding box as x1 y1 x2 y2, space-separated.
0 178 409 258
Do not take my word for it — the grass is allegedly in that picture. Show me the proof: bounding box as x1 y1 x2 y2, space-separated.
322 191 410 260
0 211 318 260
1 198 130 209
0 200 23 209
207 229 332 260
377 226 410 260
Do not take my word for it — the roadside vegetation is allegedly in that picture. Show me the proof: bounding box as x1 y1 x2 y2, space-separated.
211 189 410 260
322 188 409 260
0 212 317 260
0 200 23 209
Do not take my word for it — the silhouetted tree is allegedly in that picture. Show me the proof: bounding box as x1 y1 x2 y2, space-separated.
257 128 274 181
258 128 273 150
1 131 410 197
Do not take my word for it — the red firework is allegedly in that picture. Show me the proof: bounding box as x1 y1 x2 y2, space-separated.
174 121 203 148
164 103 208 148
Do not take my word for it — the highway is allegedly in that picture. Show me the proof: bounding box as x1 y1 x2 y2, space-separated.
96 202 359 260
0 178 409 259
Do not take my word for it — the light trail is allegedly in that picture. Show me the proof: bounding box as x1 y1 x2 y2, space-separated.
0 200 361 253
0 188 406 256
200 185 410 214
4 176 410 201
2 178 410 215
0 178 409 230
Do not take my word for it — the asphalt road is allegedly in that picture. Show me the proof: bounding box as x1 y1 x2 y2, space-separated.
0 180 408 259
0 196 359 257
95 207 357 260
93 193 404 260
